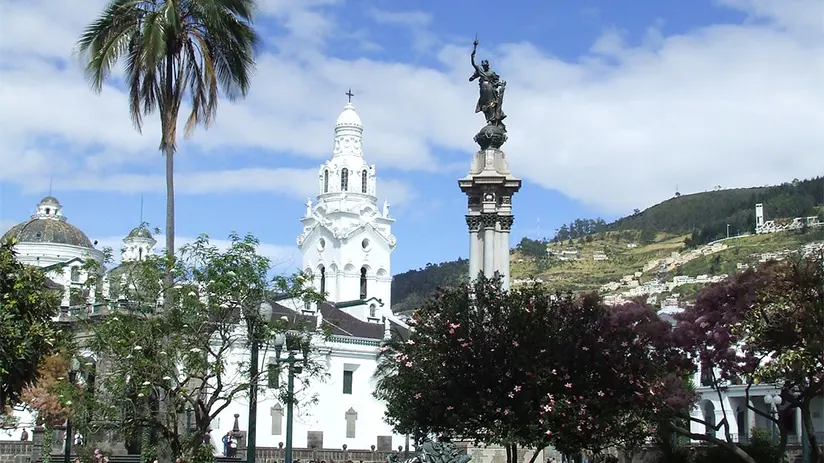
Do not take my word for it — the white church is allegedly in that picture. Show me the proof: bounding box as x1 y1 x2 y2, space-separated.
2 100 409 452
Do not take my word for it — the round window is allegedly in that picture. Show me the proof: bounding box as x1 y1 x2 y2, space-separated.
361 238 370 250
318 238 326 251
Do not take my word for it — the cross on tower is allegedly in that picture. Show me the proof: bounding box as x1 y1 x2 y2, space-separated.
345 88 354 103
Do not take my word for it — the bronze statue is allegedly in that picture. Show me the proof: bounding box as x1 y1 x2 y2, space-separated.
470 38 507 131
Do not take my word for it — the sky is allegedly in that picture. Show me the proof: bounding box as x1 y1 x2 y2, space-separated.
0 0 822 275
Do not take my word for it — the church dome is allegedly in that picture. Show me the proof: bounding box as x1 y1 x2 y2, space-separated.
335 102 362 128
126 225 154 240
1 196 94 248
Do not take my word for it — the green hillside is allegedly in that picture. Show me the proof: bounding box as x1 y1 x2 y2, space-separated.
391 176 824 313
610 176 823 246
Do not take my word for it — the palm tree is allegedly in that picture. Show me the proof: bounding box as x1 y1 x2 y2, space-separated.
77 0 259 282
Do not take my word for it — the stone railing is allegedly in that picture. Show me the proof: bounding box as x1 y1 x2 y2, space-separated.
0 440 33 463
251 446 400 463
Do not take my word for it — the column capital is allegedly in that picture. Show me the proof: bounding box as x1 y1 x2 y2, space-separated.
498 215 514 231
480 213 498 229
465 215 482 232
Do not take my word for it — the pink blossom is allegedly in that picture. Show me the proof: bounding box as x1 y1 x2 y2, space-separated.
414 393 422 399
405 362 413 367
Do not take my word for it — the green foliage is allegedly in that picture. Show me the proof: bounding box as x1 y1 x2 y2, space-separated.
0 238 64 412
552 218 608 242
375 276 693 455
42 425 52 463
390 259 468 313
77 233 325 463
516 238 547 258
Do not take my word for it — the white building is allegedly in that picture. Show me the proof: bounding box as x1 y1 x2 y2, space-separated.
216 100 407 451
658 308 824 445
2 196 105 310
2 101 409 452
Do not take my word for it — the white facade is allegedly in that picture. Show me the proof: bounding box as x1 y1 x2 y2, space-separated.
2 196 106 309
216 321 405 450
213 101 408 451
657 307 824 444
297 102 396 311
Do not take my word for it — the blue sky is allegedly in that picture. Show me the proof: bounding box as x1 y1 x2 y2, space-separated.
1 0 822 274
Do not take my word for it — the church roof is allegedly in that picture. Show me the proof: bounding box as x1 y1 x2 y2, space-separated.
126 225 154 240
335 102 362 128
266 300 408 340
2 215 94 248
1 196 95 249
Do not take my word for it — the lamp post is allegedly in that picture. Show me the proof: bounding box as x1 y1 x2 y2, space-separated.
764 391 782 445
273 333 305 463
64 357 80 463
247 321 260 463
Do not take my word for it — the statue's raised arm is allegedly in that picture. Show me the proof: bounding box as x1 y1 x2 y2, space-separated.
469 39 482 81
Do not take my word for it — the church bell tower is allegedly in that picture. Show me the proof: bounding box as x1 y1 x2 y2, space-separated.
296 94 396 318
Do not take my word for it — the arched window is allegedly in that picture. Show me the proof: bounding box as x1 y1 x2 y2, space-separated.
323 170 329 193
319 266 326 296
361 170 368 193
70 267 80 283
341 168 349 191
369 304 376 318
359 267 367 299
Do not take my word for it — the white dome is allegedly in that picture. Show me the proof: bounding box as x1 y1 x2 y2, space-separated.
335 102 362 127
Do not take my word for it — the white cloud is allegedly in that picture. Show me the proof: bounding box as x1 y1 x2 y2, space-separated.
36 167 416 205
1 0 822 213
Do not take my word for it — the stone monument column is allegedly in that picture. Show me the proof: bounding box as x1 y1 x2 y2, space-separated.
466 215 482 279
460 37 521 289
481 213 497 277
497 215 514 288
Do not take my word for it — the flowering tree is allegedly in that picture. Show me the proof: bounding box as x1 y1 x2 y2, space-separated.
672 250 824 463
374 276 692 460
77 234 325 463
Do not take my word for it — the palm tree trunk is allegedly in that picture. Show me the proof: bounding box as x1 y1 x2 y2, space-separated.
165 145 175 285
162 55 176 310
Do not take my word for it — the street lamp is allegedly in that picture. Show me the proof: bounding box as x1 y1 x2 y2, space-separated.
764 391 782 444
273 332 307 463
64 357 81 463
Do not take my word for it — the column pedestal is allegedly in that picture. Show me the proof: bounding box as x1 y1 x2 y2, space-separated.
459 146 521 286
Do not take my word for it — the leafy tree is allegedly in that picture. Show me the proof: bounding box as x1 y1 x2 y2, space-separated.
374 276 692 460
516 237 547 259
76 234 325 463
672 250 824 463
0 238 64 412
76 0 261 273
